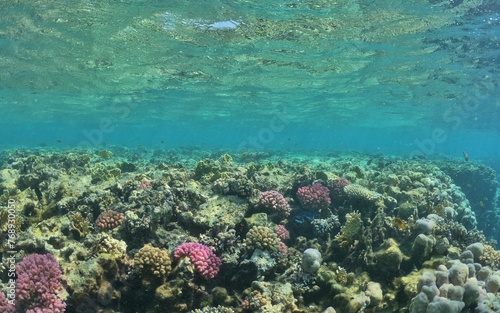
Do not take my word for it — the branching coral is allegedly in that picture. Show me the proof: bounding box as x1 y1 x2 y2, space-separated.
479 244 500 270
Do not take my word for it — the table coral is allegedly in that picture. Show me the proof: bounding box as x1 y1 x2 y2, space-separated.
344 184 381 202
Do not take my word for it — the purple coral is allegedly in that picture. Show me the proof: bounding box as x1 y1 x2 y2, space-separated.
258 190 291 217
16 253 66 313
297 183 331 210
174 242 222 279
330 177 350 201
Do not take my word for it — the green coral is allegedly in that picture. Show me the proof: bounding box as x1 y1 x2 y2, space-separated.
70 212 92 239
193 155 235 182
335 211 363 248
0 207 8 233
90 163 121 183
244 226 281 252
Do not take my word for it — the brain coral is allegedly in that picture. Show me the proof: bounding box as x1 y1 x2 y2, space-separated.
245 225 281 251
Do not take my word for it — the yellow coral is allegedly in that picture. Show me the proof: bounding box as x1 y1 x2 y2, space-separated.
244 226 281 251
335 266 348 284
70 212 92 238
479 244 500 270
0 208 7 233
92 233 127 259
134 243 171 279
335 211 363 248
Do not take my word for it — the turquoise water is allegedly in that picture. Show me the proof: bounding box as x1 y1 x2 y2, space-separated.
1 0 499 159
1 1 500 312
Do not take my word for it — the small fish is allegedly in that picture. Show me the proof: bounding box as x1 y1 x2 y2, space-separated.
479 201 484 207
393 217 406 230
463 151 469 162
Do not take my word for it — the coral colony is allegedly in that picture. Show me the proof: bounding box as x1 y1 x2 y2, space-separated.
0 151 499 312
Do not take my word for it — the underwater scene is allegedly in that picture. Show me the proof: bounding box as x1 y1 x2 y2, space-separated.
1 0 500 312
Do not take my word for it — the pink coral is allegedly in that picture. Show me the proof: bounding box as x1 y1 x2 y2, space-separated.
275 224 290 241
278 242 288 257
16 253 66 313
258 190 291 217
0 292 15 313
174 242 222 279
297 183 331 210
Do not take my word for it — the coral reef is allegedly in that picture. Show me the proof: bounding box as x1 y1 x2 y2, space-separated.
0 149 498 313
0 292 15 313
329 177 350 205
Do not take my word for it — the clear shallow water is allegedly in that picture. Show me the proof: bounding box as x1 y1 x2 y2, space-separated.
1 2 500 312
0 0 499 161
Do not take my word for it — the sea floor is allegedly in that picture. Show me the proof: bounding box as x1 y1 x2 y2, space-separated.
0 147 499 313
